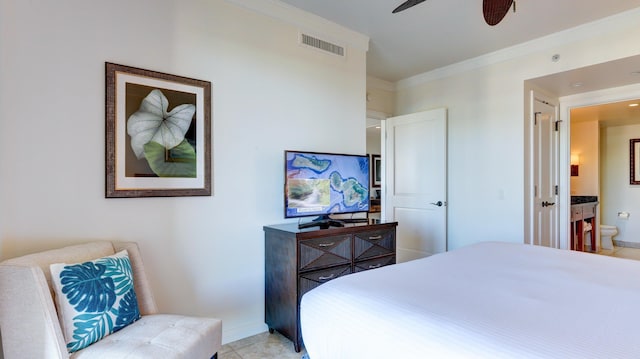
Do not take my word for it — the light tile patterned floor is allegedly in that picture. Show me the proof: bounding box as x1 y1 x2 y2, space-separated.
600 245 640 260
221 245 640 358
219 331 306 359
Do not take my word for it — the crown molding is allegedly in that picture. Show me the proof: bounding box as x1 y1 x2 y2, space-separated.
397 6 640 90
225 0 369 52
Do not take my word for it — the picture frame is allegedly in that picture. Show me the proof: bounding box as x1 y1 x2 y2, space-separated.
106 62 212 197
371 154 381 188
631 138 640 185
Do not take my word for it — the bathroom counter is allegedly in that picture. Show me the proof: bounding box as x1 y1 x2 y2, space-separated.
570 201 599 252
570 196 598 205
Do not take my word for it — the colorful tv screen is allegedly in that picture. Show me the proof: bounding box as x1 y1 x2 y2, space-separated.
284 150 370 219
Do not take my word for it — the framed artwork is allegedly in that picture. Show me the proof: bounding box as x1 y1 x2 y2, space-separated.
105 62 211 197
371 154 381 188
631 138 640 185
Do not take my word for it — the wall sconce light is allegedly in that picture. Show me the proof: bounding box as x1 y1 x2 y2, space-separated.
570 154 580 176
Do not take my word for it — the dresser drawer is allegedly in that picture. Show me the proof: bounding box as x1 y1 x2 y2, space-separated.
298 265 351 298
353 255 395 273
299 235 351 272
353 229 395 261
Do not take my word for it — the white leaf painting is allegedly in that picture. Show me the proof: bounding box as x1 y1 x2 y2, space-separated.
126 89 196 159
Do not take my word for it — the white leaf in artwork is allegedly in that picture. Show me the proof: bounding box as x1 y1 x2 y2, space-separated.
126 89 196 159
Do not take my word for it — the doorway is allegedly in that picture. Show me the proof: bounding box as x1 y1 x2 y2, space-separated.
568 96 640 257
525 55 640 250
366 112 385 221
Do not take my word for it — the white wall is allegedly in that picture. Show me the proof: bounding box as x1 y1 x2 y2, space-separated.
601 124 640 244
366 76 393 157
394 8 640 250
366 76 396 115
0 0 367 346
366 127 381 155
570 121 599 195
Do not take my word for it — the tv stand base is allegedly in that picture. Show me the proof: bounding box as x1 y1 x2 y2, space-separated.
298 219 344 230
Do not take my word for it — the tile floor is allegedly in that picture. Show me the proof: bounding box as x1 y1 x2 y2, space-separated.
599 244 640 260
219 331 306 359
220 245 640 359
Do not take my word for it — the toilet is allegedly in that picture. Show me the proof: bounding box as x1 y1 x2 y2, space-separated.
600 224 618 250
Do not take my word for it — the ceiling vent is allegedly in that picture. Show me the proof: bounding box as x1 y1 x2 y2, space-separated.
300 33 345 57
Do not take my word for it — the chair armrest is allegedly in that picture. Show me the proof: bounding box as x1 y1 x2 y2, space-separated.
0 264 68 359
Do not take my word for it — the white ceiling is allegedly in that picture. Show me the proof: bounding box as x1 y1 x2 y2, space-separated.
571 100 640 127
528 55 640 127
278 0 640 82
277 0 640 128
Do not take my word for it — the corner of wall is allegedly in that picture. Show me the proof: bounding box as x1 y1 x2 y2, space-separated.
366 76 396 115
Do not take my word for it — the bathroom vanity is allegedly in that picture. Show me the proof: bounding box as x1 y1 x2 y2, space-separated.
570 196 598 252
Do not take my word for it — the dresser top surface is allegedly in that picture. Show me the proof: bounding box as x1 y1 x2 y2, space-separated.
264 220 397 236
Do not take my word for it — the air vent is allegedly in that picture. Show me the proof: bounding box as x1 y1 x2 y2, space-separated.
300 33 345 57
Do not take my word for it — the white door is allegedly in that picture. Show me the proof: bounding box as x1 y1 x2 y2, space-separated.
384 108 447 262
531 95 559 248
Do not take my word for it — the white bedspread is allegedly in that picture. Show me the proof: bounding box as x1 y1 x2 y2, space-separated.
300 242 640 358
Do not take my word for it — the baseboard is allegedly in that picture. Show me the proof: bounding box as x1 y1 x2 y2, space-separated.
613 240 640 249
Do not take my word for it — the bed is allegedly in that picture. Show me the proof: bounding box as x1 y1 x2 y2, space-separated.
300 241 640 358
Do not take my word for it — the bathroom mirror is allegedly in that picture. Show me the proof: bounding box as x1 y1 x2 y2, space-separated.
631 138 640 185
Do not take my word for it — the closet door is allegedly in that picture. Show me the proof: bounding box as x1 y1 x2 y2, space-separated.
532 94 560 248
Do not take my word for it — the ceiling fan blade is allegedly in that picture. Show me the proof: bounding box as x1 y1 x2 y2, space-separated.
483 0 514 26
392 0 427 14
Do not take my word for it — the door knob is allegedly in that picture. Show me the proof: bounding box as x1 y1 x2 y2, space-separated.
430 201 443 207
542 201 555 207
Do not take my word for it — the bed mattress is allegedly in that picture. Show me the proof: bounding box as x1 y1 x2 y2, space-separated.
300 242 640 358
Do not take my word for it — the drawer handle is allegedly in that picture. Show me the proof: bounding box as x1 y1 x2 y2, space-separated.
318 242 335 247
368 235 382 240
318 274 335 281
368 264 382 269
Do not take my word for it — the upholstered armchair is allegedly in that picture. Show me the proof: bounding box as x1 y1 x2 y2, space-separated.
0 241 222 359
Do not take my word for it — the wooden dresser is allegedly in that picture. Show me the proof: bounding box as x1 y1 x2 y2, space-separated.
264 221 398 352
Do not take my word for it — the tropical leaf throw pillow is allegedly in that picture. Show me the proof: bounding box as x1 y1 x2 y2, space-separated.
50 250 141 353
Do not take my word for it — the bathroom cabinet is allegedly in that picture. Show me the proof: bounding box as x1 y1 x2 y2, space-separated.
570 201 598 252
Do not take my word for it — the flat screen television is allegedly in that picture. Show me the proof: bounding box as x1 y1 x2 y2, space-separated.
284 150 370 229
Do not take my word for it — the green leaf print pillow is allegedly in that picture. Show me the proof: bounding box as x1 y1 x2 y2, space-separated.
50 250 141 353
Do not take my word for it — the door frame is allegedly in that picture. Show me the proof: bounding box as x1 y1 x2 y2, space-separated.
367 110 390 219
